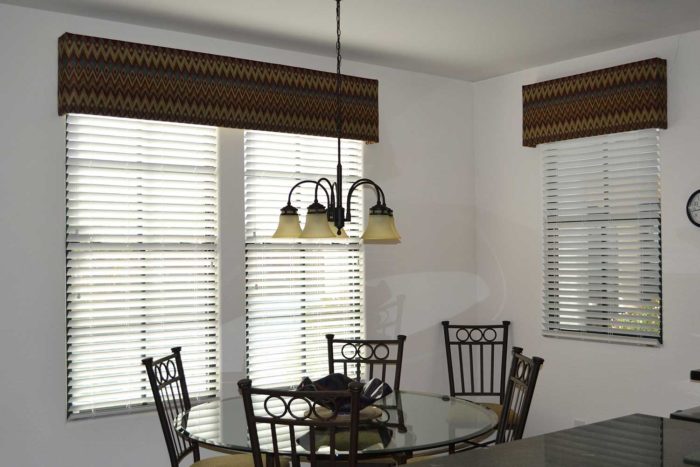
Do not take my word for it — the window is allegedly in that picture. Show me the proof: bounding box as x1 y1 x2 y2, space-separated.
542 129 661 345
244 130 364 388
66 114 219 418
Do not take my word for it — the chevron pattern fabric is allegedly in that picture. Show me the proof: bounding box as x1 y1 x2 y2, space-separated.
58 33 379 142
522 58 666 147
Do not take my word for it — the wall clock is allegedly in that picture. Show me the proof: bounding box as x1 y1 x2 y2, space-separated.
687 189 700 227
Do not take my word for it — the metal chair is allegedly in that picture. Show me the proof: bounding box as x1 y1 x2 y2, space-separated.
442 321 512 419
495 346 544 444
441 320 514 449
442 320 511 402
326 334 406 390
239 378 382 467
143 347 254 467
455 346 544 452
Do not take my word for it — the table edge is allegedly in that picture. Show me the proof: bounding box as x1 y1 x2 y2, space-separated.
176 390 499 456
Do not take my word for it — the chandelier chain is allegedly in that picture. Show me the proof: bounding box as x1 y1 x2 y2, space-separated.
336 0 342 166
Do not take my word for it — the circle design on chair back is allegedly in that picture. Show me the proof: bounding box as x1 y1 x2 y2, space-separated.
520 362 531 381
358 343 373 360
515 360 529 380
455 327 471 343
373 343 390 360
341 343 359 359
156 359 177 384
469 328 484 341
483 328 497 342
263 396 288 418
310 400 338 421
374 406 391 424
288 396 313 420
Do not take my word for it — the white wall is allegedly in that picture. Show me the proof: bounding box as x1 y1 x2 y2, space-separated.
473 32 700 435
10 0 696 462
0 4 475 466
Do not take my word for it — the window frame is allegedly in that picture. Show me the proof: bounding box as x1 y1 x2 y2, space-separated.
65 114 220 419
243 130 365 388
541 129 662 346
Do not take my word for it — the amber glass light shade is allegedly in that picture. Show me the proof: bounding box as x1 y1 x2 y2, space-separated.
362 205 401 242
387 214 401 240
272 206 302 238
301 201 336 238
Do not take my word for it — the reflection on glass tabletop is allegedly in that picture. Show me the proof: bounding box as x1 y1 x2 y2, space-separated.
176 390 498 456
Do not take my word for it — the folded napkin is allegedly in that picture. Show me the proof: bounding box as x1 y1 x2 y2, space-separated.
297 373 393 412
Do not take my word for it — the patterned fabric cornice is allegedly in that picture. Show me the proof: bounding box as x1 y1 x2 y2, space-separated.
58 33 379 143
522 58 666 147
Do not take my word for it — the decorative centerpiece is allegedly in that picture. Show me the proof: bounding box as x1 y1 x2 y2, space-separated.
297 373 393 420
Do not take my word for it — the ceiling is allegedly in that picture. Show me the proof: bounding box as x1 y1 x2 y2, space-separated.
4 0 700 81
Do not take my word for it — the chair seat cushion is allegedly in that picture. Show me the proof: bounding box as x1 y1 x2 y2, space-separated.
193 454 289 467
466 402 519 445
480 402 518 427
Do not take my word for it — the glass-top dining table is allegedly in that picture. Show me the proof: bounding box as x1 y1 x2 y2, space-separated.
176 390 498 461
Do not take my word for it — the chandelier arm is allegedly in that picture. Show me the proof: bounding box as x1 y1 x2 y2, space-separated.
286 179 331 207
344 179 385 223
314 177 336 207
348 178 385 204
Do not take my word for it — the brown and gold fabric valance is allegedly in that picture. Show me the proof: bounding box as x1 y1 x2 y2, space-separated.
58 33 379 142
522 58 666 147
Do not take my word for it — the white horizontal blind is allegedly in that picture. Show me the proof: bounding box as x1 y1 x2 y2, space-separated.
244 130 364 388
542 129 661 345
66 114 219 418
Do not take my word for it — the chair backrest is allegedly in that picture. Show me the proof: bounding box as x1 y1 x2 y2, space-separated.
442 320 511 402
495 346 544 444
238 378 363 467
326 334 406 390
142 347 199 467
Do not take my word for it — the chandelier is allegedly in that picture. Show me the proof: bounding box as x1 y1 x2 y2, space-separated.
272 0 400 242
